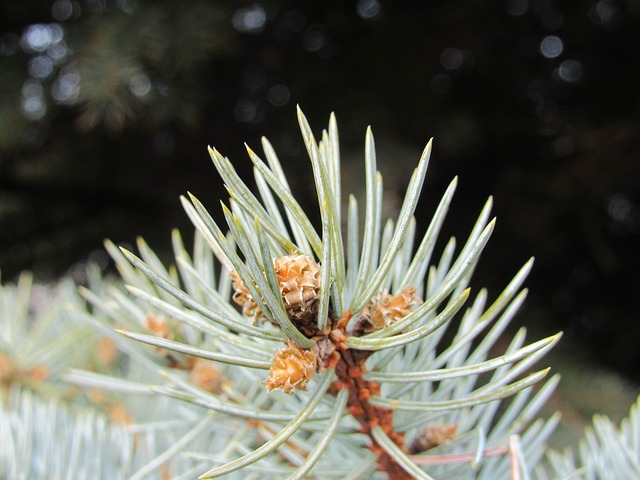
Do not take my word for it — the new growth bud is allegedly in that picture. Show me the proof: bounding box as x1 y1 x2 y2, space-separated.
264 339 318 394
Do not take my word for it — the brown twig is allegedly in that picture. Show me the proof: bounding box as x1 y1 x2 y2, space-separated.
329 324 412 479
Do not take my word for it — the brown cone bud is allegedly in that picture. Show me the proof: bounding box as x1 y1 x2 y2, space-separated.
274 254 321 317
188 359 225 394
408 423 458 454
264 339 318 394
230 271 264 322
143 314 174 340
350 286 422 336
230 254 322 334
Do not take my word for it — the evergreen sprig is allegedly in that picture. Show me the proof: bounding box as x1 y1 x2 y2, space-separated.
13 108 635 478
66 107 562 478
537 396 640 479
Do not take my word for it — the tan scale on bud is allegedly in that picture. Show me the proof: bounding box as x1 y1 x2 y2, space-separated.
350 286 422 336
142 314 174 341
0 354 14 384
230 253 322 329
408 423 458 454
274 254 321 320
229 271 263 322
188 359 225 394
96 336 118 366
264 339 318 394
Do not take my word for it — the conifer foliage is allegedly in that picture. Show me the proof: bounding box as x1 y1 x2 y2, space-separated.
3 108 634 479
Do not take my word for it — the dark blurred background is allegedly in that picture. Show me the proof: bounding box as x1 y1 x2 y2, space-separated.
1 0 639 426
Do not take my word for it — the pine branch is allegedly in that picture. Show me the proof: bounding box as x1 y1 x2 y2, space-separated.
1 108 578 479
84 108 561 477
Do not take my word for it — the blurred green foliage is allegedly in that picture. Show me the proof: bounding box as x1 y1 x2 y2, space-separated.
0 1 233 140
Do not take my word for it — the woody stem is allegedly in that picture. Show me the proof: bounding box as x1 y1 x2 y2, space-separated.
329 329 412 480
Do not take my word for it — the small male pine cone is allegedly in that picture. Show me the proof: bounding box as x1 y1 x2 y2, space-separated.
408 423 458 454
188 359 225 394
143 314 174 340
264 339 318 394
230 271 263 322
350 286 422 335
274 254 321 320
230 254 321 330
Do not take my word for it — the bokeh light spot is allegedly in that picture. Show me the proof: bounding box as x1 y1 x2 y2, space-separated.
28 55 54 79
47 42 68 63
232 4 267 34
267 84 290 107
22 79 43 98
21 80 47 120
506 0 528 17
51 67 80 103
303 26 324 52
118 0 137 14
22 24 53 52
536 99 559 121
51 0 75 22
558 59 583 82
129 73 151 97
21 98 46 120
234 99 259 122
49 24 64 43
440 47 464 70
608 195 632 222
540 35 563 58
356 0 381 20
589 0 622 28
